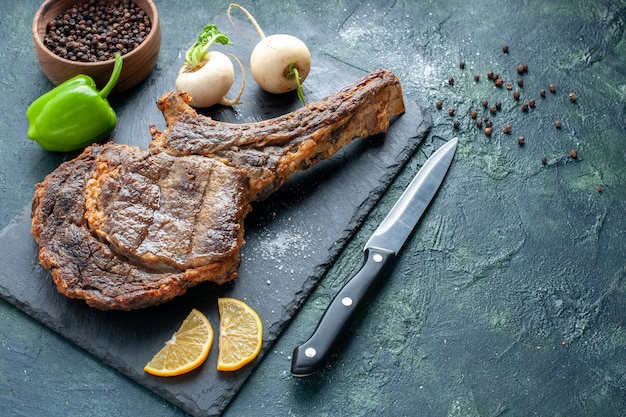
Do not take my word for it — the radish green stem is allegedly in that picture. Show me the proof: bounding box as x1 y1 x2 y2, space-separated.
185 25 232 68
286 62 305 103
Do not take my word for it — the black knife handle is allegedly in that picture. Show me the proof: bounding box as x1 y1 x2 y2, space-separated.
291 247 396 377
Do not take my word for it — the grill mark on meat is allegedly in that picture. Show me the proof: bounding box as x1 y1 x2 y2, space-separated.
31 69 406 310
84 146 250 272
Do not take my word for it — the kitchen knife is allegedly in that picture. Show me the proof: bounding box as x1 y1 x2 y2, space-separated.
291 137 458 377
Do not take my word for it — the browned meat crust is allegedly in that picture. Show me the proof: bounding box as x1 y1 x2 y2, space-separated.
31 69 406 310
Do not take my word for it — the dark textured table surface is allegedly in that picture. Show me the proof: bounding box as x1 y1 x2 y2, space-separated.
2 1 625 416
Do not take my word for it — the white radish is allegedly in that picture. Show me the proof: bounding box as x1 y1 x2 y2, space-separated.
175 24 245 108
228 3 311 102
250 35 311 96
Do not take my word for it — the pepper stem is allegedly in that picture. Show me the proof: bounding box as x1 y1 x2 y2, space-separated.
99 53 123 99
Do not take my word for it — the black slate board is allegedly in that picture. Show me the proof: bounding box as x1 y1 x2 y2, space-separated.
0 14 431 417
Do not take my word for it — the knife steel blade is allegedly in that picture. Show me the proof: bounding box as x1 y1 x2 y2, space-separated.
291 137 458 377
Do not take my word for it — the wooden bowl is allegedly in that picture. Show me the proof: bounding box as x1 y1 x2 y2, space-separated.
32 0 161 94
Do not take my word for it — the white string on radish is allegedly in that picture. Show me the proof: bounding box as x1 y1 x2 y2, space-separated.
227 3 311 103
175 24 245 108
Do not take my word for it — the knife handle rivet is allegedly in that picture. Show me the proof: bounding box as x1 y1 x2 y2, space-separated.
373 253 383 263
305 347 317 358
341 297 353 307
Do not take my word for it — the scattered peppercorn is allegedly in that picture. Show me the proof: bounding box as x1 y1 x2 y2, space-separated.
521 103 529 112
487 71 494 80
474 74 480 82
495 78 504 87
435 100 443 109
528 98 536 108
506 83 513 90
43 0 151 62
495 102 502 111
503 124 512 134
513 91 521 100
485 121 493 128
448 77 455 85
597 185 603 193
568 93 577 102
517 136 525 146
539 89 546 98
502 44 509 53
484 126 492 136
517 65 525 74
490 105 497 114
522 64 529 72
541 157 547 165
555 120 561 128
476 119 483 128
470 110 478 119
570 149 578 159
483 115 490 122
482 99 489 108
448 108 455 116
453 120 460 129
549 84 556 93
517 78 524 87
459 61 465 69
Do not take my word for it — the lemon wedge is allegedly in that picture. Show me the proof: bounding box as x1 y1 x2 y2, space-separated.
144 308 213 377
217 298 263 371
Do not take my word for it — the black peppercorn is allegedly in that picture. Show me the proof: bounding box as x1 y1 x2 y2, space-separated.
474 74 480 82
435 100 443 109
453 120 460 129
448 108 455 117
502 44 509 53
513 91 521 100
43 0 151 62
568 93 577 102
539 89 546 98
448 77 455 85
503 125 512 134
518 136 525 146
459 62 465 69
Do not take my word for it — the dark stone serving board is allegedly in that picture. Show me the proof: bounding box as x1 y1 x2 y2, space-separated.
0 13 431 417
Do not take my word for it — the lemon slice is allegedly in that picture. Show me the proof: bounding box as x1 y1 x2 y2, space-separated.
144 308 213 377
217 298 263 371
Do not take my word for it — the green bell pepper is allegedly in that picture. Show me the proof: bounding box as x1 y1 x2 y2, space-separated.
27 53 123 152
